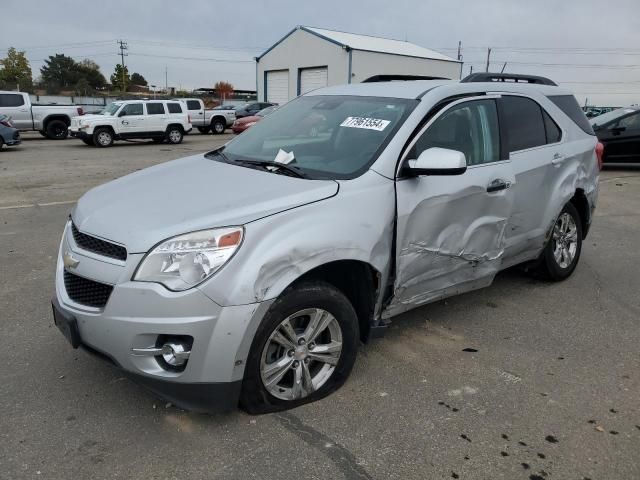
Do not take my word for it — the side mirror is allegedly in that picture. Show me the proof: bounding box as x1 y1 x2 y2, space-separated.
404 147 467 176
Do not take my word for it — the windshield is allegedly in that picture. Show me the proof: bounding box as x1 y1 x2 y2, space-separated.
101 103 122 116
256 106 276 117
590 107 637 127
216 95 415 179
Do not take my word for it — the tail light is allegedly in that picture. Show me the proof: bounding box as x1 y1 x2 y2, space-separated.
77 107 84 116
595 142 604 170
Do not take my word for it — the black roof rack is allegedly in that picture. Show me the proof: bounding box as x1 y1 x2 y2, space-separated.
362 74 448 83
460 73 557 86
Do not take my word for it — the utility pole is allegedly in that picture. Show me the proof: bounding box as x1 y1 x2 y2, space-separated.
117 40 128 91
470 65 473 75
165 66 168 93
457 41 463 79
485 47 491 72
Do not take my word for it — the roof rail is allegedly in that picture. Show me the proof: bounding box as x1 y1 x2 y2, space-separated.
362 74 448 83
460 73 557 86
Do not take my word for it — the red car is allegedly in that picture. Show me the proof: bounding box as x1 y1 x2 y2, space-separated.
232 106 277 134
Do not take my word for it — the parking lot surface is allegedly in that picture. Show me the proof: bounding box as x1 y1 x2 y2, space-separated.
1 134 639 479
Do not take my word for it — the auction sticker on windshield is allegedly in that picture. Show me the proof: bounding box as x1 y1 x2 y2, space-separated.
340 117 390 131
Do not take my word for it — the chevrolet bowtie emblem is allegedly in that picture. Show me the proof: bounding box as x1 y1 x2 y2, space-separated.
63 251 80 269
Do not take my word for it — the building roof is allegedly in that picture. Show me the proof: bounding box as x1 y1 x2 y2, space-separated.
257 26 459 63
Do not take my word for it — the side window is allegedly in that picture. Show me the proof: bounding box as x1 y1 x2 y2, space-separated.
616 112 640 129
186 100 201 110
167 103 182 114
0 93 25 107
146 103 165 115
409 99 500 166
120 103 143 116
542 110 562 144
501 96 547 152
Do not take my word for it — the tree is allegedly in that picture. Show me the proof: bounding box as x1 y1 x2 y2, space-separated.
214 81 234 103
40 54 80 92
74 77 91 96
110 64 130 91
77 59 106 89
0 47 33 91
130 72 147 86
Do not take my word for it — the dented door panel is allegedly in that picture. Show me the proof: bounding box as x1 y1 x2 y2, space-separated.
386 161 515 318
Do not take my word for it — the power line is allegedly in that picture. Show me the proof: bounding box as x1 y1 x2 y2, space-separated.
129 52 254 63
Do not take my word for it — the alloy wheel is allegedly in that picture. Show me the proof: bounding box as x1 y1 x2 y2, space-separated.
260 308 343 401
552 212 578 269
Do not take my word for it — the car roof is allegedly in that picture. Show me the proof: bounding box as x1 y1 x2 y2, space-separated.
306 79 574 100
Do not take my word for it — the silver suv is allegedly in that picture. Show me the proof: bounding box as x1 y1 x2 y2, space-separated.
52 73 600 414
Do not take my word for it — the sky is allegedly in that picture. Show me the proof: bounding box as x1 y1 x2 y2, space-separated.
2 0 640 106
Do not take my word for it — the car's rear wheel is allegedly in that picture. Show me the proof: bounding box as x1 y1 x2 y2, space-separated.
534 202 582 281
93 128 113 148
197 126 210 134
166 126 183 144
240 281 359 414
211 118 225 134
45 120 68 140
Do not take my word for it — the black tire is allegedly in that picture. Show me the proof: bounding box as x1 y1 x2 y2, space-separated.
45 119 69 140
92 127 114 148
211 118 225 135
38 130 47 137
240 281 359 414
532 202 583 281
166 126 183 144
81 138 93 146
197 126 210 134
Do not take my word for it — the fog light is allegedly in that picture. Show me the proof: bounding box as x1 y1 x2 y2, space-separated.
161 341 189 367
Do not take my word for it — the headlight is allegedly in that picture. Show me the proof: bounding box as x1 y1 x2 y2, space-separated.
133 227 243 291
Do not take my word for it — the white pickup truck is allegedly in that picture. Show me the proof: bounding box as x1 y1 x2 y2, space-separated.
177 98 235 134
0 91 84 139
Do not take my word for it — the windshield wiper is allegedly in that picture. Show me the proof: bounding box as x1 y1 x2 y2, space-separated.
234 159 309 179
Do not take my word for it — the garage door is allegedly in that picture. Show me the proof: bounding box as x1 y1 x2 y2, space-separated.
266 70 289 105
300 67 328 95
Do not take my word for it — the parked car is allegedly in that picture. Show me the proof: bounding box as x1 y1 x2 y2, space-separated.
590 106 640 163
68 100 191 147
52 73 600 414
234 102 276 119
0 114 21 149
176 98 235 134
232 106 277 134
0 91 84 139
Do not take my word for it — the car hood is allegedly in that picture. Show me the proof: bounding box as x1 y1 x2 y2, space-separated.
73 154 339 253
236 115 260 124
72 114 113 123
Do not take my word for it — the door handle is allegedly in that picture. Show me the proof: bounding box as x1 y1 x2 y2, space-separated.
487 178 511 193
551 153 565 165
121 120 129 125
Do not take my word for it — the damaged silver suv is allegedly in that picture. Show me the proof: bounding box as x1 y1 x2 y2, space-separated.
52 73 601 413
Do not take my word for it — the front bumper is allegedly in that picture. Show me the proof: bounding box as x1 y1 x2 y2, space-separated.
3 130 21 145
69 129 91 140
53 221 272 412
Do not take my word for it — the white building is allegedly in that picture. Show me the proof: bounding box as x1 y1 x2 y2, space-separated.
255 26 462 105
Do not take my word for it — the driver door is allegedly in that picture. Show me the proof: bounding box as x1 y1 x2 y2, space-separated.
599 110 640 163
118 102 146 136
387 96 516 316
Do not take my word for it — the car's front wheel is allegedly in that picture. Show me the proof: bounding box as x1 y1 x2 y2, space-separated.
240 281 359 414
534 202 583 280
93 128 113 147
211 118 225 134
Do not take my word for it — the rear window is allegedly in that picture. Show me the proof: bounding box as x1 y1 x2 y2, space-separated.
500 96 547 152
146 103 165 115
548 95 595 135
0 93 25 107
186 100 201 110
167 103 183 114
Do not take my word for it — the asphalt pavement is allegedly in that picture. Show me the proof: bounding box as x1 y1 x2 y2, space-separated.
1 133 639 479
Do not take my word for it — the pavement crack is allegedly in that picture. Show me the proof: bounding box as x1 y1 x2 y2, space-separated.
276 412 373 480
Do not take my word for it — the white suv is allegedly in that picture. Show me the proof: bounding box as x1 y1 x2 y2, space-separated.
69 100 192 147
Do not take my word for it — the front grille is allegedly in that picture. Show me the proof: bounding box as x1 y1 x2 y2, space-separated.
63 271 113 308
71 222 127 261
